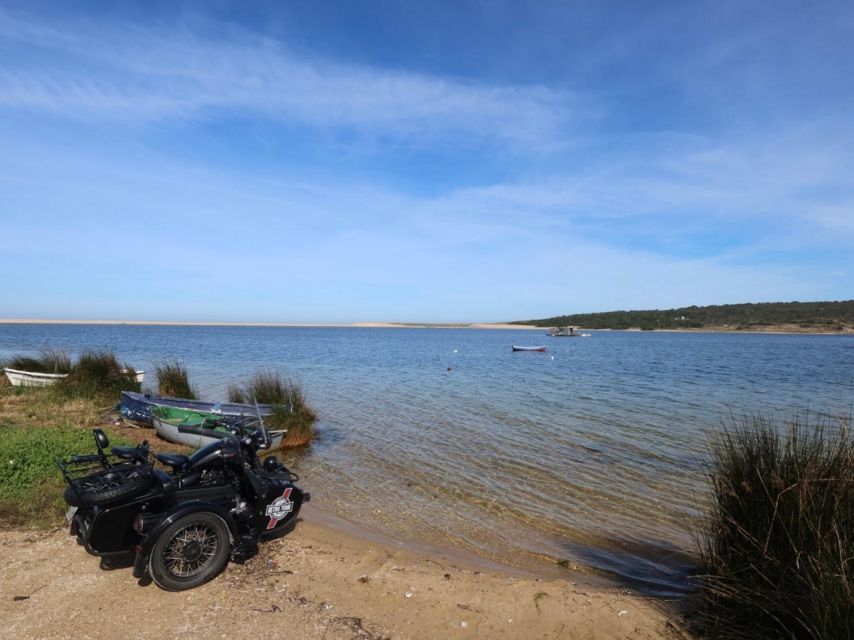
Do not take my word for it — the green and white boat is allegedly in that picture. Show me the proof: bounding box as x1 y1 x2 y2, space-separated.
151 405 286 450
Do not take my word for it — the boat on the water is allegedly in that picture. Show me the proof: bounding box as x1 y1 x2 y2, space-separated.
121 390 275 426
512 345 547 352
4 368 144 387
151 405 285 450
547 326 585 337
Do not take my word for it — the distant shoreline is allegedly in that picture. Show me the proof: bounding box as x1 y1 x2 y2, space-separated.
593 325 854 335
0 318 541 330
516 299 854 335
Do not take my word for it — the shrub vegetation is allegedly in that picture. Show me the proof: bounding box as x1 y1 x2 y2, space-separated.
155 360 196 399
231 370 317 447
696 414 854 639
58 350 141 401
517 299 854 330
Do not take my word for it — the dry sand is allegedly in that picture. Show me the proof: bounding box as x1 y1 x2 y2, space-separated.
353 323 542 330
2 318 845 333
0 515 688 639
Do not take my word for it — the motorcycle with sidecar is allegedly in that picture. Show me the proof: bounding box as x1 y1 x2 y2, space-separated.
57 410 309 591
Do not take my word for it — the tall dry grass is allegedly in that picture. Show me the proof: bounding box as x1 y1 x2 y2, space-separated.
155 360 196 399
231 369 316 447
227 384 247 404
58 350 141 401
695 414 853 639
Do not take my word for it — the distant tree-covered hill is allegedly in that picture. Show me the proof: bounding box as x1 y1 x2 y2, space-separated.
514 300 854 331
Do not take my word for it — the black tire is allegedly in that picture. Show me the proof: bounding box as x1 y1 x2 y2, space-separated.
64 469 152 508
148 513 231 591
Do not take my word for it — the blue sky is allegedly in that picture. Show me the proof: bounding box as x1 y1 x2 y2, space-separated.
0 1 852 323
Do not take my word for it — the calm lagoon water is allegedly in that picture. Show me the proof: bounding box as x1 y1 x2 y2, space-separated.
2 324 852 595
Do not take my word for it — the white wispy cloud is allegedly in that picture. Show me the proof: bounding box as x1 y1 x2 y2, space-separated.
0 9 576 147
0 125 840 321
415 119 854 245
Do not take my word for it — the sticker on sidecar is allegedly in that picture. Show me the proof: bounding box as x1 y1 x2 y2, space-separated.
265 487 294 530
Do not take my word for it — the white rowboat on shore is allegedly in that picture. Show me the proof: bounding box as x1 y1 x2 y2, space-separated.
3 367 145 386
2 368 68 387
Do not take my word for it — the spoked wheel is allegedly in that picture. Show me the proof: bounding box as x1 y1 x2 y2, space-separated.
149 513 231 591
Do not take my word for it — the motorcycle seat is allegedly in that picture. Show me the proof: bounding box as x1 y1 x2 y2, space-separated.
112 446 148 464
156 452 190 472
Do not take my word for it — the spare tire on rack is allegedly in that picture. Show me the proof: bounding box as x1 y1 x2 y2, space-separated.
64 465 153 508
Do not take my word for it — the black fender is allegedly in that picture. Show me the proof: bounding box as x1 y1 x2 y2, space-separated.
132 501 237 580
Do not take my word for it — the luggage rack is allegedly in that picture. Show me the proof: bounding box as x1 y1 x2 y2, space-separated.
57 452 112 483
56 428 154 506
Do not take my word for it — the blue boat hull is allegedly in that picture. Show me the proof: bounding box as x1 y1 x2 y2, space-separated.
120 391 276 426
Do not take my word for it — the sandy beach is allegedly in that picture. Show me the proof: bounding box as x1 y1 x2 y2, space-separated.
1 318 847 333
0 319 541 330
0 514 686 640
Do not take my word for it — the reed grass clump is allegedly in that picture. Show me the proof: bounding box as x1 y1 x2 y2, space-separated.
155 360 196 399
245 369 289 405
226 385 247 403
270 404 316 448
695 414 854 639
58 350 141 401
233 370 316 447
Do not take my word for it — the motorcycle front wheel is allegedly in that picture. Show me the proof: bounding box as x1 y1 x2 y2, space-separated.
148 513 230 591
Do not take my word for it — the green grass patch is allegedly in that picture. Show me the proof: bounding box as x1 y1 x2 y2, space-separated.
695 414 854 639
155 360 196 399
0 390 131 527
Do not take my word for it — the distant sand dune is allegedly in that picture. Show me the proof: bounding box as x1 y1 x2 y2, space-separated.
0 318 541 330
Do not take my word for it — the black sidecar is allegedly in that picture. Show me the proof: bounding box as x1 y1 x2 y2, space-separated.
57 416 309 591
